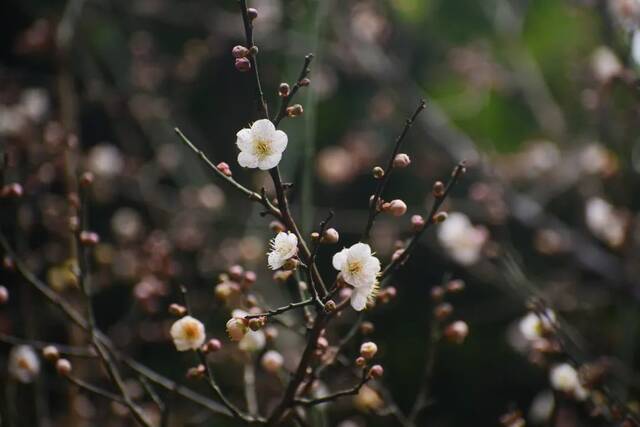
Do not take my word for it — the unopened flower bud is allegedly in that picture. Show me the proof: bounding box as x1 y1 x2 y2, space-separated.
372 166 385 179
232 45 250 58
214 282 237 301
431 286 445 301
235 57 251 72
433 181 445 198
355 356 366 367
79 172 94 188
202 338 222 353
310 232 320 241
0 286 8 304
269 220 286 233
446 279 465 293
169 303 187 317
360 321 375 335
410 215 425 232
393 153 411 168
3 256 15 271
368 364 384 379
2 183 23 198
228 265 244 281
186 364 206 380
321 228 339 244
68 216 79 232
79 231 100 246
386 199 407 217
433 212 448 223
243 271 257 286
248 317 264 331
316 336 329 351
299 77 310 87
216 162 232 177
247 7 258 20
226 318 248 341
286 104 304 117
261 350 284 373
56 358 72 376
278 83 290 97
360 342 378 360
434 302 453 321
42 346 60 362
444 321 469 344
265 326 279 341
324 300 336 313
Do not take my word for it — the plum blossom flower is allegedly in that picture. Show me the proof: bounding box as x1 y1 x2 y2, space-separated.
8 345 40 383
332 243 381 311
550 363 589 400
585 197 627 247
267 231 298 270
236 119 287 170
519 310 556 341
437 212 488 265
170 315 206 351
232 310 266 352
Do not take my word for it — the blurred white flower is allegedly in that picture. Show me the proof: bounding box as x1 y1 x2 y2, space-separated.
232 309 266 352
437 212 488 265
609 0 640 30
549 363 589 400
580 143 613 175
529 390 554 425
87 144 124 178
267 231 298 270
585 197 626 247
261 350 284 373
170 315 206 351
111 208 143 241
632 30 640 66
9 345 40 383
591 47 622 82
332 243 381 311
236 119 287 170
519 310 556 341
20 89 49 122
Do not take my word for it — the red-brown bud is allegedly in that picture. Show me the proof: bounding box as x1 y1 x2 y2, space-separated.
56 358 72 376
79 172 94 188
286 104 304 117
368 364 384 379
169 303 187 317
434 302 453 321
0 286 8 304
232 45 250 58
444 321 469 344
79 231 100 246
278 83 290 97
235 57 251 72
433 181 445 198
2 183 23 198
446 279 465 293
202 338 222 353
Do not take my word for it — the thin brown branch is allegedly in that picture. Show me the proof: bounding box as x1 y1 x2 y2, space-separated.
0 333 96 358
362 100 427 241
293 369 369 407
244 298 314 319
273 54 314 126
65 374 127 404
238 0 269 119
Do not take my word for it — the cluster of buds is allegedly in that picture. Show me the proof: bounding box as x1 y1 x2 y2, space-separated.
354 341 384 379
42 345 72 376
214 265 257 306
1 183 23 198
311 227 340 244
232 45 251 72
376 286 397 305
382 199 407 217
286 104 304 117
432 279 469 344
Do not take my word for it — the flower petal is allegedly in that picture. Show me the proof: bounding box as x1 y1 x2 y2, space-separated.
332 248 348 271
251 119 276 140
258 153 282 170
350 289 369 311
268 251 284 270
236 128 253 151
238 151 259 169
348 242 372 260
271 130 288 153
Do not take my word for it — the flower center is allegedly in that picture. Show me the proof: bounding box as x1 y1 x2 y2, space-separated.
253 139 272 159
347 261 363 275
183 323 198 339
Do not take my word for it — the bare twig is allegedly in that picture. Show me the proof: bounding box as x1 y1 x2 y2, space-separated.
238 0 269 119
293 369 370 407
244 298 315 319
362 100 427 241
273 54 314 126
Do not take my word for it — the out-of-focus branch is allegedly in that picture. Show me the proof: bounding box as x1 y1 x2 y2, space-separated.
362 100 427 241
293 369 370 407
65 374 127 405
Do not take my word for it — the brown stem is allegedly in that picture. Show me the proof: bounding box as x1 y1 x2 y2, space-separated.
239 0 269 119
244 298 314 319
273 54 314 126
293 369 369 407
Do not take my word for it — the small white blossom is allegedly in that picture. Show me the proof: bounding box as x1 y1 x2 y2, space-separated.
267 231 298 270
332 243 380 311
519 310 556 341
549 363 589 400
585 197 627 247
236 119 288 170
437 212 488 265
9 345 40 383
591 47 622 82
170 315 206 351
261 350 284 373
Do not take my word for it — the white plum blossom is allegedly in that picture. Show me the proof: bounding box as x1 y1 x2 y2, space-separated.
332 243 380 311
170 315 206 351
585 197 627 247
267 231 298 270
232 310 266 352
519 310 556 341
236 119 288 170
549 363 589 400
8 345 40 383
437 212 488 265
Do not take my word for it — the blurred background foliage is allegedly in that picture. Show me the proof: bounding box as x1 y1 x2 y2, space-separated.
1 0 640 426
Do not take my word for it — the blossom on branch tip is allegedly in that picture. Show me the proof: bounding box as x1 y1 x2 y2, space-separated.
170 315 206 351
236 119 287 170
332 243 381 311
519 310 556 341
549 363 589 400
267 231 298 270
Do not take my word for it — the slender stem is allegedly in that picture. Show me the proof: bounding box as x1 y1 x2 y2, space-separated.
65 374 127 404
244 360 259 416
273 54 314 126
293 369 369 407
244 298 314 319
381 162 466 280
362 100 427 241
239 0 269 119
0 333 96 358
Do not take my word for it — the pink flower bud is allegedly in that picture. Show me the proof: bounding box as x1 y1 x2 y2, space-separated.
56 359 72 376
232 45 250 58
386 199 407 217
410 215 425 232
360 342 378 360
79 231 100 246
247 7 258 20
261 350 284 373
0 286 8 304
42 346 59 362
2 183 23 198
393 153 411 168
216 162 232 177
202 338 222 353
226 318 247 341
235 57 251 72
79 172 94 188
444 321 469 344
169 303 187 317
278 83 290 97
368 364 384 379
321 228 339 244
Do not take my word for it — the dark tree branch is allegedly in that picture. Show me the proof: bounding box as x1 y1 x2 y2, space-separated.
273 54 314 127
